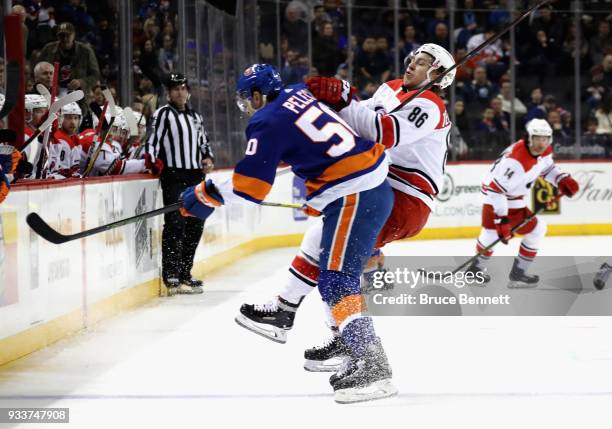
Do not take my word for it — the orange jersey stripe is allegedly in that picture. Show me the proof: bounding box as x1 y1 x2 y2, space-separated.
233 172 272 202
331 294 365 326
305 143 385 196
329 194 357 271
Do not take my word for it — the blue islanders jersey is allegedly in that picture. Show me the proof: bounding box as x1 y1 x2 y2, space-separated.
232 84 388 211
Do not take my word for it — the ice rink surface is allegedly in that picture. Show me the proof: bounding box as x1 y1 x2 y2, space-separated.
1 236 612 429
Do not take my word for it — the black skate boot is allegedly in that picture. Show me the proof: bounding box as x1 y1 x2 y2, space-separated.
235 297 299 343
163 278 180 296
464 260 491 284
594 263 612 290
330 338 398 404
178 276 204 294
507 259 539 288
303 327 350 372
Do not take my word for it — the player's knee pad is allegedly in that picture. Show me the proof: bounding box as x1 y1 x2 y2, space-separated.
318 270 360 307
521 217 547 249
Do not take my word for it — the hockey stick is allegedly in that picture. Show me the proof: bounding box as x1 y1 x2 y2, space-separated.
0 62 21 120
420 193 564 279
83 89 116 177
38 62 60 177
390 0 552 114
123 107 138 136
21 90 85 151
36 84 51 106
28 199 305 244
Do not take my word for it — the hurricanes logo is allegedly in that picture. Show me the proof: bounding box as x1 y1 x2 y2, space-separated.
533 177 559 213
436 173 454 202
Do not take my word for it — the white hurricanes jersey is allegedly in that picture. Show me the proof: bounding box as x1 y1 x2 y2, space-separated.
481 139 567 216
339 79 451 209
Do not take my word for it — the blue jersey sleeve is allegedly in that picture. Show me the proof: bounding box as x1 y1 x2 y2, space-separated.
232 117 283 204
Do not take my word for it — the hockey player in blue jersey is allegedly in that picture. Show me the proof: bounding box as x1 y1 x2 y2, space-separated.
179 64 397 403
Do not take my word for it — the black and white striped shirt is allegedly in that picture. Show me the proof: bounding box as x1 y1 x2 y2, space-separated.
145 103 213 169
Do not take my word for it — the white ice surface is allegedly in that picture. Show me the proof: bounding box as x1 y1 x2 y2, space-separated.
1 236 612 429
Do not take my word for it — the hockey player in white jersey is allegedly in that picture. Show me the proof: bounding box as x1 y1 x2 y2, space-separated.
235 43 455 370
47 101 82 179
23 94 49 179
469 118 579 287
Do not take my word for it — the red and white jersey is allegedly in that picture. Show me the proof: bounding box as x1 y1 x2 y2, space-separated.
48 129 80 179
339 79 451 209
77 129 145 177
482 139 567 216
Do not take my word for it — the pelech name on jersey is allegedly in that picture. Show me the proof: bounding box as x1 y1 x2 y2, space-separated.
281 89 317 115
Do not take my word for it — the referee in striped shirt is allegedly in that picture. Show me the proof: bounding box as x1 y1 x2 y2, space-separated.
145 73 214 294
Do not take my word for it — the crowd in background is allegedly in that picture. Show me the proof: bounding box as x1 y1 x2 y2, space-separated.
260 0 612 159
1 0 611 162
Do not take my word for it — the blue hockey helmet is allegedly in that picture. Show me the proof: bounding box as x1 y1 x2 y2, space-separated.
236 64 282 114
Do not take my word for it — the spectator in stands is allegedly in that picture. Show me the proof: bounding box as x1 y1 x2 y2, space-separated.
282 1 308 55
399 25 420 59
490 96 510 132
426 8 447 40
454 98 471 142
431 22 450 51
12 5 28 54
561 22 589 75
354 36 391 87
477 107 500 133
281 49 308 84
526 87 543 112
312 22 343 77
589 20 610 66
334 63 349 81
158 34 178 76
139 39 162 89
37 22 100 97
499 81 527 118
526 30 557 85
33 61 54 93
455 11 478 50
359 81 379 100
595 91 612 135
467 25 506 82
548 109 572 145
530 4 563 49
527 94 557 121
375 36 393 77
463 66 498 107
312 5 331 35
322 0 346 40
586 54 612 108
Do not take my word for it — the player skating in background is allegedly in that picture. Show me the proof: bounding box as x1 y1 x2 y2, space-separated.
179 64 397 403
594 263 612 290
468 119 579 287
236 44 455 371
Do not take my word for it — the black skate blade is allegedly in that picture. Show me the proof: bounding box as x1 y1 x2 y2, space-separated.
234 314 288 344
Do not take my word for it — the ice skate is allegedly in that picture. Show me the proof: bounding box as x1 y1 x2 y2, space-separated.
594 263 612 290
179 276 204 294
464 260 491 284
303 328 349 372
507 259 539 288
235 297 297 344
330 339 397 404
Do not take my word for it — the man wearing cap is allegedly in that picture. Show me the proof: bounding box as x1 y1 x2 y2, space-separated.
144 73 214 295
38 22 101 97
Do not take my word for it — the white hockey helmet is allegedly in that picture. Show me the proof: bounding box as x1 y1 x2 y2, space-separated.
526 119 552 143
60 101 82 128
25 94 48 111
133 111 146 128
404 43 456 89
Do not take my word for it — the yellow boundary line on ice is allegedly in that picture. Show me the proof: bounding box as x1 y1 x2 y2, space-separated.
1 224 611 366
